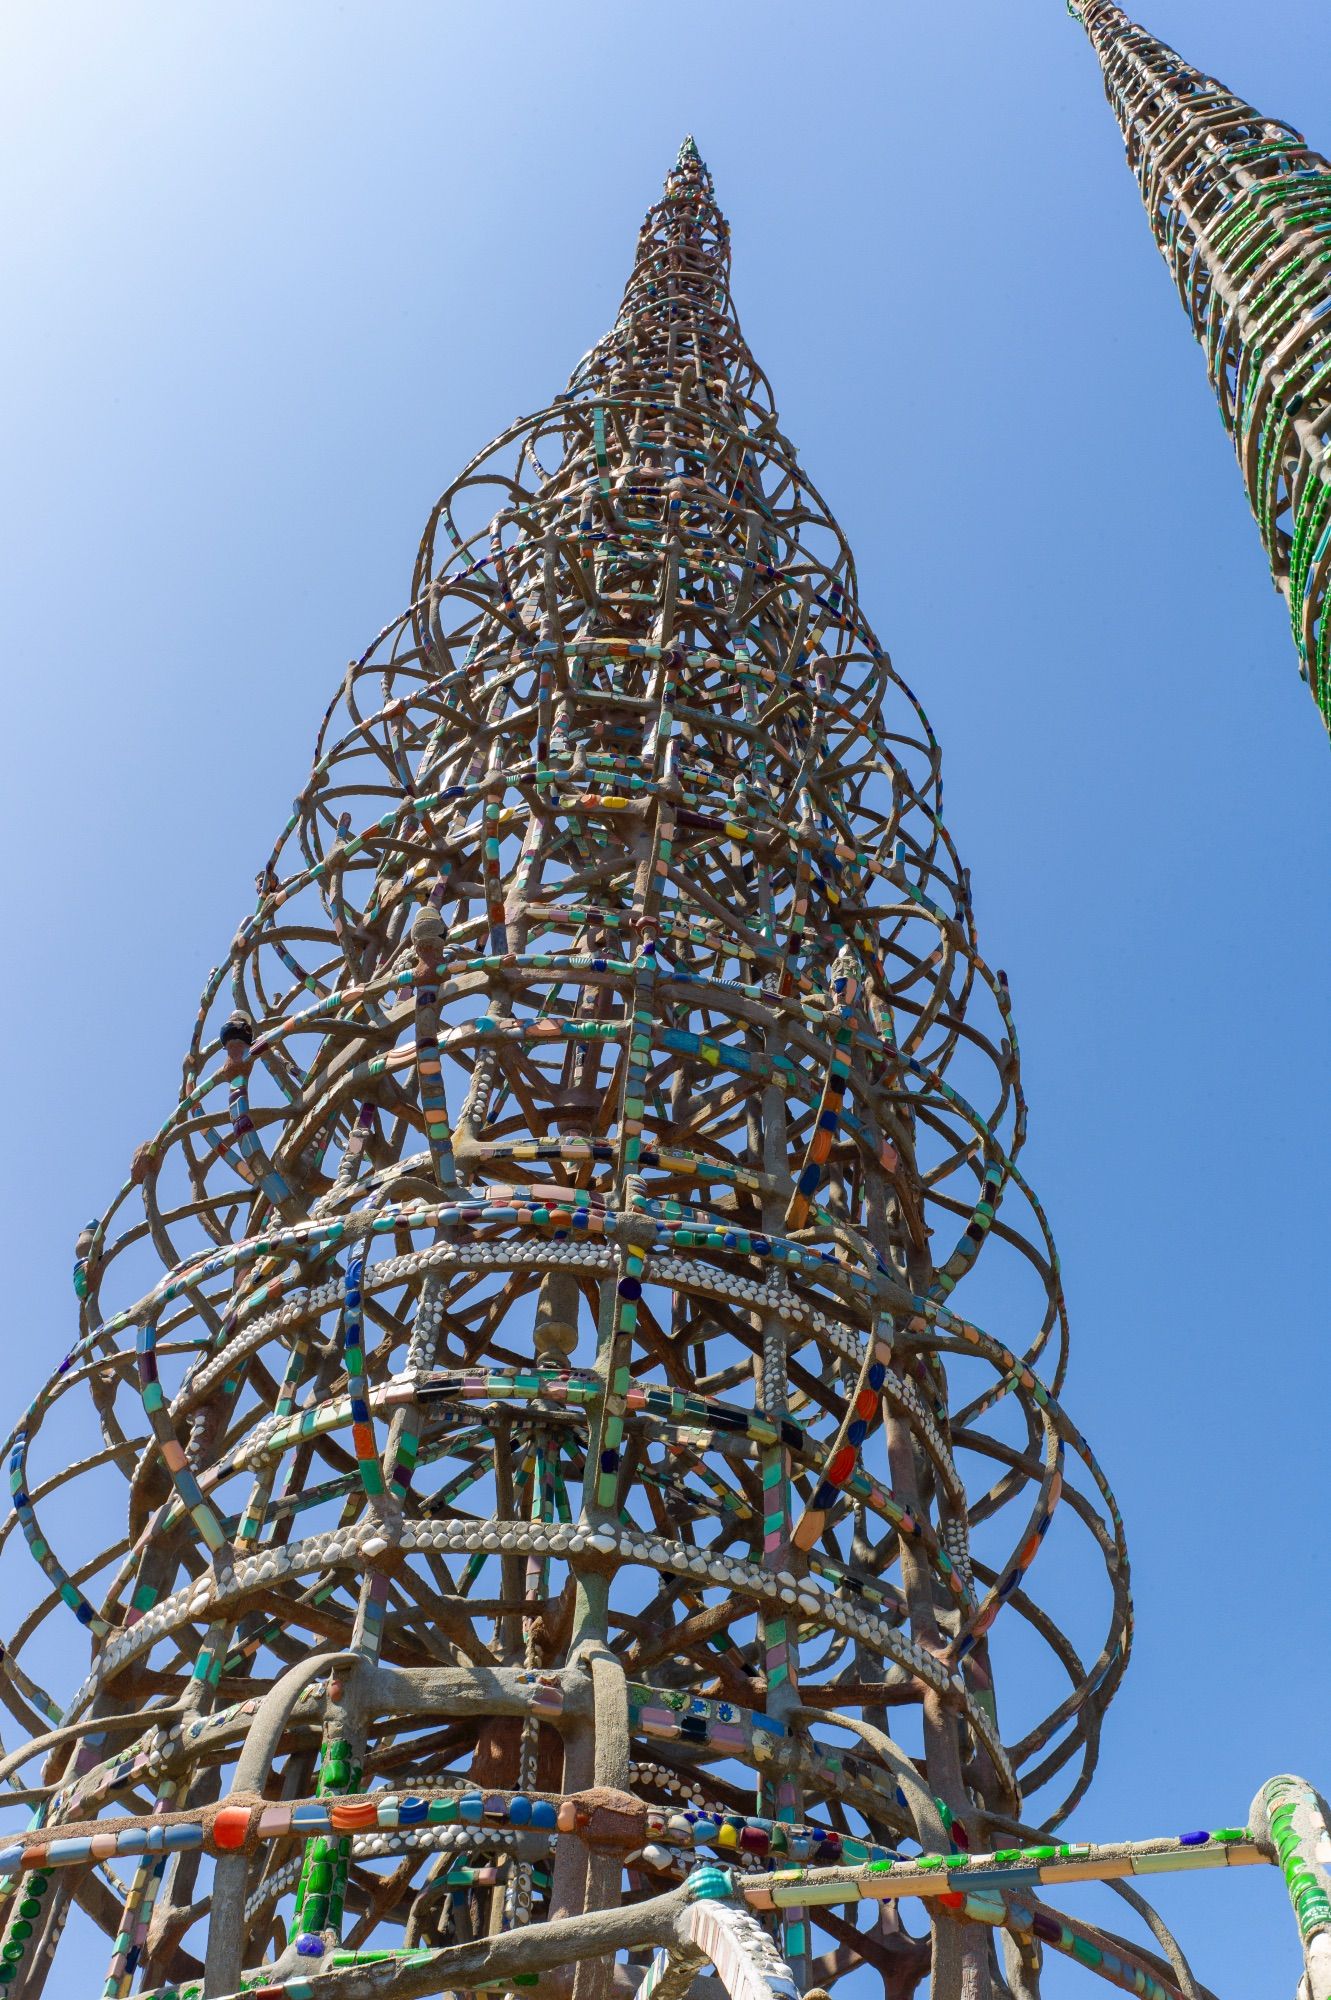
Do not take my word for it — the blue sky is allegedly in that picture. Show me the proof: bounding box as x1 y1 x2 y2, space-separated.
2 2 1329 1993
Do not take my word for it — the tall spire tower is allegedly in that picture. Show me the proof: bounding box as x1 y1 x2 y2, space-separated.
0 137 1327 2000
1072 2 1331 733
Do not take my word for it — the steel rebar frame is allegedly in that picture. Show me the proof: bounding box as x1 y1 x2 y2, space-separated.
0 137 1327 2000
1073 0 1331 732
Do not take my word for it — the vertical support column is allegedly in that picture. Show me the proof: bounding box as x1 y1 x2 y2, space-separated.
1252 1777 1331 2000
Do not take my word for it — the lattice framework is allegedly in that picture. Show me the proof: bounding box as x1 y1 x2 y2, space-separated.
1074 0 1331 730
0 134 1327 2000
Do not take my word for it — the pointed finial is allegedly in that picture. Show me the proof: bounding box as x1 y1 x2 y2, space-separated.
668 134 714 200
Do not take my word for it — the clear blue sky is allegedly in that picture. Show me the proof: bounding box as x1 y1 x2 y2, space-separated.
2 3 1329 1994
